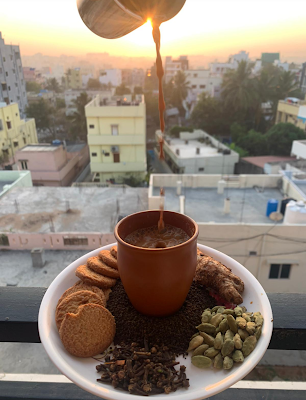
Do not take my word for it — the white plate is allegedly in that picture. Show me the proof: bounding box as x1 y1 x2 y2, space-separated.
39 243 273 400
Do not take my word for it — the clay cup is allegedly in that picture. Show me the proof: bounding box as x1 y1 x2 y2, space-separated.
114 210 198 316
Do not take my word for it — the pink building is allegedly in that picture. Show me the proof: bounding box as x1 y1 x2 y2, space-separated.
15 143 89 186
23 67 36 82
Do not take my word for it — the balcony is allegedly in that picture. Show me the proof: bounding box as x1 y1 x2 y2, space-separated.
0 289 305 400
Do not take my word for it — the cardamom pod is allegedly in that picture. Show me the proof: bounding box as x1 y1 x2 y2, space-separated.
199 332 215 347
187 335 204 352
224 329 234 341
223 356 234 370
201 310 212 323
204 347 220 358
232 350 244 363
236 317 247 329
242 313 251 322
217 307 225 314
246 321 256 335
214 332 224 350
234 306 243 317
227 314 238 333
222 309 235 315
196 323 216 335
233 333 243 349
191 355 212 369
210 313 224 327
255 326 262 341
213 353 223 369
238 328 249 341
242 335 257 357
219 318 229 333
192 344 209 356
221 339 235 357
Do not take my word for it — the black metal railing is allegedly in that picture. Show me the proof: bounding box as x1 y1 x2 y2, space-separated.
0 288 305 400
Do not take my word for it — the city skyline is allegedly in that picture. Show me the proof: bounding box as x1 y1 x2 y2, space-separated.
0 0 306 66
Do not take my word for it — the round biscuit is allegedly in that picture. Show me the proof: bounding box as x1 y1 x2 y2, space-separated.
56 281 105 308
99 250 118 270
110 246 117 259
59 303 116 358
55 290 104 330
75 264 117 289
103 288 112 302
87 256 119 279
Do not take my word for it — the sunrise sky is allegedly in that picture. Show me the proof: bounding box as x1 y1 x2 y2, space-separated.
1 0 306 63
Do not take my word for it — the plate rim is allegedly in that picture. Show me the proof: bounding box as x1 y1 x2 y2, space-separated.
38 243 273 400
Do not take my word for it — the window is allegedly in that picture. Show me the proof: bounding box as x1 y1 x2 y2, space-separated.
192 85 197 89
104 152 110 156
113 153 120 163
20 160 28 170
6 121 12 129
249 251 257 256
0 120 3 130
6 72 8 77
89 124 95 129
194 73 198 78
13 141 18 148
23 137 26 145
1 83 7 91
200 85 206 89
269 264 291 279
91 152 97 157
111 125 119 135
198 167 204 172
0 234 9 246
8 86 11 91
64 237 88 246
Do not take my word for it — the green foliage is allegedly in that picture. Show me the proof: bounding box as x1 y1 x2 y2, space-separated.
26 81 42 93
115 84 131 95
170 125 193 138
144 92 159 125
56 97 65 109
265 123 306 156
68 92 91 141
230 123 247 143
87 78 102 90
45 78 61 93
238 129 268 156
26 99 53 132
171 71 190 116
228 143 249 157
122 174 144 187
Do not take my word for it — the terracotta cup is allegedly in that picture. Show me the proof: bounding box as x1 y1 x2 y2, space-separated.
114 210 198 316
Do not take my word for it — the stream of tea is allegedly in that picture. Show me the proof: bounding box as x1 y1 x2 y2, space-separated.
152 22 166 232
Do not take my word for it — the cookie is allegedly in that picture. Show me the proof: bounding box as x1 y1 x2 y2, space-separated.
56 281 106 308
59 303 116 358
103 288 112 302
87 256 120 279
99 250 118 270
76 264 117 289
110 245 117 259
55 290 104 330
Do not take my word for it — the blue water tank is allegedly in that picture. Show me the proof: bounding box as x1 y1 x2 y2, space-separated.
52 140 61 146
266 199 278 217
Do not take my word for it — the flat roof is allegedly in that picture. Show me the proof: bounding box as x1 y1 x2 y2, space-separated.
66 143 86 153
167 139 221 159
153 186 284 224
0 186 148 233
242 156 296 169
20 145 58 152
0 180 14 193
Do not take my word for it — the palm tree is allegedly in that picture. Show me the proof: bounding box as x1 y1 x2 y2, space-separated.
253 69 276 129
221 61 253 112
172 70 190 116
276 70 299 99
68 92 91 141
45 78 61 93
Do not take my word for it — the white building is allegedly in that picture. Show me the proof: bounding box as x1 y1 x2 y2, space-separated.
210 51 249 76
156 129 239 174
64 89 114 116
98 69 122 87
82 73 94 88
148 173 306 294
0 32 28 117
164 56 189 83
186 69 222 99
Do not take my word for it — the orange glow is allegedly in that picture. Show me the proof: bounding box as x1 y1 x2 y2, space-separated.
0 0 305 64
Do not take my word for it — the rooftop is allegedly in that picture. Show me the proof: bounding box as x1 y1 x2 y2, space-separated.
166 138 221 158
242 156 296 169
86 94 144 108
19 145 58 152
66 143 87 153
0 180 14 194
153 186 284 224
0 186 148 234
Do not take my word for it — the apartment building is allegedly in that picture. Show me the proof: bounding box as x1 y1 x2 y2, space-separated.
65 68 82 90
276 97 306 132
301 62 306 94
0 102 38 164
156 129 239 174
0 32 28 117
86 94 147 183
210 51 249 75
98 69 122 87
186 69 222 98
164 56 189 83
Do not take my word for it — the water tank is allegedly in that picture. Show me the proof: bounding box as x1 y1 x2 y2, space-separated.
266 199 278 217
52 140 61 146
280 198 296 216
283 201 306 224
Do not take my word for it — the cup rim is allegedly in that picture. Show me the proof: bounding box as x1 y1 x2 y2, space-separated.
114 210 199 251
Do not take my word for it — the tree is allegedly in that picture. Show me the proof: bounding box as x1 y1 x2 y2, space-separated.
221 61 253 112
115 84 131 95
228 143 249 157
45 78 61 93
144 92 159 126
26 81 42 93
238 129 268 156
171 71 190 116
26 99 56 137
275 70 299 100
230 123 247 143
87 78 102 90
191 93 229 135
265 123 306 156
56 97 66 110
68 92 91 141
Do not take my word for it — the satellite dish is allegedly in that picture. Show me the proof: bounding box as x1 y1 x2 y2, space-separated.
269 212 283 222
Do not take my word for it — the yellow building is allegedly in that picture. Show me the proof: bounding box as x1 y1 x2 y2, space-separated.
276 97 306 132
0 102 38 163
65 68 82 90
86 94 147 183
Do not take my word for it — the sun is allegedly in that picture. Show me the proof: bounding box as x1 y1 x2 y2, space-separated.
123 19 153 47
